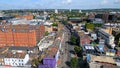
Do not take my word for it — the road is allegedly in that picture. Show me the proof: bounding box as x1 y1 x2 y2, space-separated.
58 24 75 68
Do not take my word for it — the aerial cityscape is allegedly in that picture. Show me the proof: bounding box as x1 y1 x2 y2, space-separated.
0 0 120 68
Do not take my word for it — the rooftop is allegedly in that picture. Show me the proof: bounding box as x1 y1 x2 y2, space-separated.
8 18 44 25
5 52 27 58
90 55 115 64
41 46 58 58
9 46 36 51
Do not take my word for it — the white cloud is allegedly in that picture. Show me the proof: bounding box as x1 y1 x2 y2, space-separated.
114 0 120 4
101 0 108 5
62 0 72 4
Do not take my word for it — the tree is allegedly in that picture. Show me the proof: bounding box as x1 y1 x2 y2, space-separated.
74 46 81 53
74 46 83 58
45 31 49 36
94 24 103 27
85 23 95 30
32 58 39 68
115 34 120 46
52 22 58 26
31 57 42 68
84 60 90 68
70 35 77 45
70 58 78 68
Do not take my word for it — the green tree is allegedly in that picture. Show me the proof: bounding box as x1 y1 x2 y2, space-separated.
52 22 58 26
84 60 90 68
45 31 49 36
74 46 81 53
85 23 95 30
31 57 42 68
74 46 83 58
70 58 78 68
94 24 103 27
32 58 39 68
70 35 77 45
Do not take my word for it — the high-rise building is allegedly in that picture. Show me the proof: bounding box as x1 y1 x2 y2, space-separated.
55 9 58 14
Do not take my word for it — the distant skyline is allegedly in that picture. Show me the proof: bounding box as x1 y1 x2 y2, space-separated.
0 0 120 10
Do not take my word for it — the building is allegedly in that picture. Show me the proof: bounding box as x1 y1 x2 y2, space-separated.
95 45 104 54
40 46 60 67
69 18 82 23
78 31 91 45
89 54 116 65
114 56 120 66
92 18 104 24
97 29 115 48
44 21 53 33
38 36 54 51
55 9 58 14
83 45 95 54
16 15 33 20
4 52 29 67
88 12 96 19
95 13 117 23
115 47 120 56
0 16 14 22
91 33 97 41
0 19 45 47
38 58 56 68
106 49 116 56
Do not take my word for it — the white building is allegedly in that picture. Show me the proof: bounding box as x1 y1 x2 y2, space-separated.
93 18 104 24
44 21 53 26
4 53 29 67
55 9 58 14
91 33 97 40
79 10 82 13
8 18 28 25
98 29 115 48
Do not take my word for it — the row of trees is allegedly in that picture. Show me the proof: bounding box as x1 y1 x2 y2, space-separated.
70 35 89 68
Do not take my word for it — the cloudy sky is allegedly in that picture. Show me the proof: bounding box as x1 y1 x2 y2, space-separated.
0 0 120 10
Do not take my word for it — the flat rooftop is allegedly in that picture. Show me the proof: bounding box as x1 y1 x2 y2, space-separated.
5 52 26 58
90 55 115 64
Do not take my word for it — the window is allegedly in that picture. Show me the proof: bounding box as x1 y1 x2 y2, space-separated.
19 59 23 62
21 63 23 66
19 63 21 66
21 60 23 62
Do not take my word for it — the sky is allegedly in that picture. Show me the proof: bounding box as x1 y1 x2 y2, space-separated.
0 0 120 10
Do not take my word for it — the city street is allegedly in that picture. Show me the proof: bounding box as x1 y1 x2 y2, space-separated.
58 25 75 68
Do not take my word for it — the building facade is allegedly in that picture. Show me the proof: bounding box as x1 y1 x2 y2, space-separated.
0 20 45 47
4 53 29 67
97 29 115 48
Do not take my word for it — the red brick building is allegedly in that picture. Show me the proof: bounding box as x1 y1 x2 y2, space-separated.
0 23 45 47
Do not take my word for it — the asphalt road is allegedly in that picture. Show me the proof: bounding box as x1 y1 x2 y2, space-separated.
58 25 75 68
